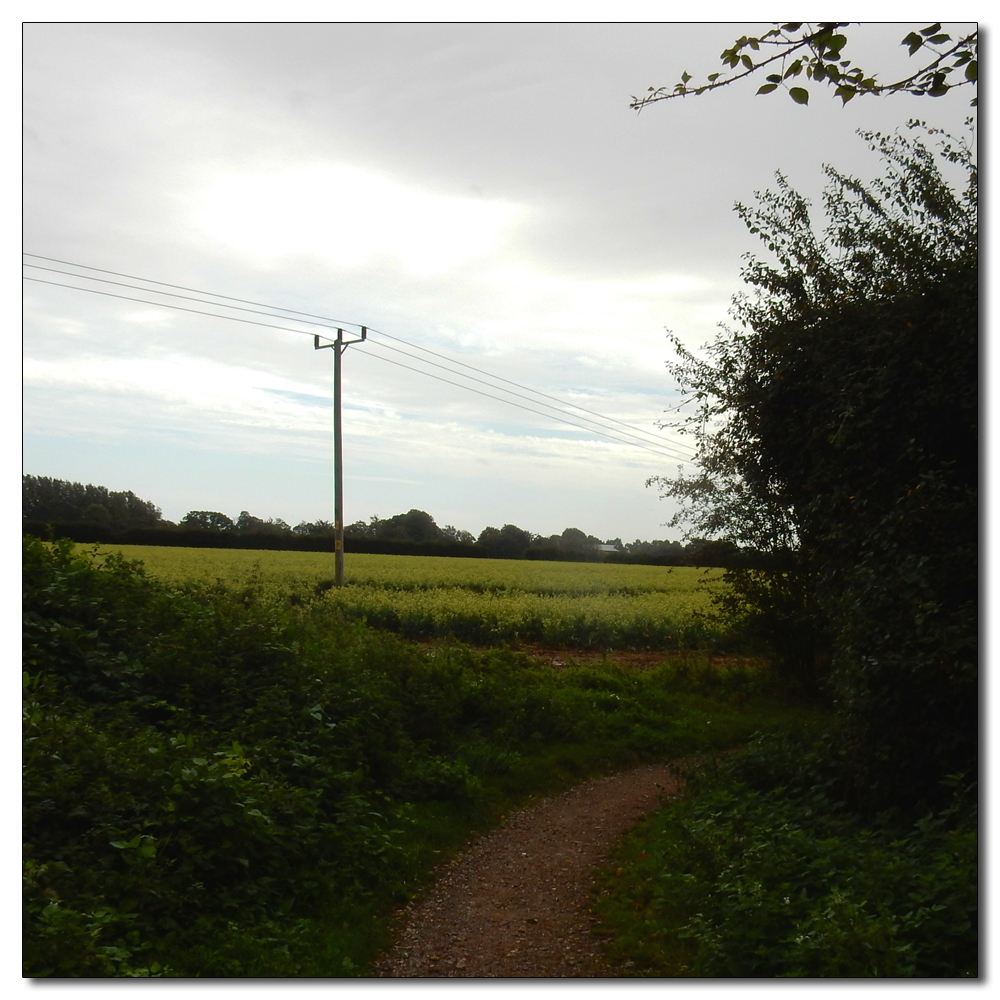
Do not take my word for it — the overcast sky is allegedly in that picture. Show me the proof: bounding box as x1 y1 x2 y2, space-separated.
22 19 977 543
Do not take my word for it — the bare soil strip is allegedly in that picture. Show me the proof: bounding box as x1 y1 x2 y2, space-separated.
373 762 684 978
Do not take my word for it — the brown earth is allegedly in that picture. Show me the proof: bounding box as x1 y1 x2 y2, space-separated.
416 639 766 674
372 761 687 978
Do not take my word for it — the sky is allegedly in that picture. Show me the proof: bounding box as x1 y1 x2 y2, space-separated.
21 16 979 544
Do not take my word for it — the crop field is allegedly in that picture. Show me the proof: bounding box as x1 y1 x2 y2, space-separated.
100 546 727 650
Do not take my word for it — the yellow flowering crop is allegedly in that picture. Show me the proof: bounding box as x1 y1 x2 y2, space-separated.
100 546 726 650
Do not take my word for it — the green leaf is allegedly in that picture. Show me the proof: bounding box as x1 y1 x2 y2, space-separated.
781 23 802 31
784 59 803 79
756 84 779 95
902 32 924 56
707 73 720 82
928 34 951 45
835 85 857 105
741 54 754 70
789 87 809 105
920 23 942 36
965 61 977 82
766 74 782 84
681 71 692 83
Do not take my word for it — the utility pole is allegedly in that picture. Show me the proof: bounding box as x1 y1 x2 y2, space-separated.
314 327 366 586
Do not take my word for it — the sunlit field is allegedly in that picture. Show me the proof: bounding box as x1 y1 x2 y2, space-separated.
101 546 727 650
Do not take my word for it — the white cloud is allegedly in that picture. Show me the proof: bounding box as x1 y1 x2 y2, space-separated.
121 309 176 327
23 355 332 440
192 163 523 276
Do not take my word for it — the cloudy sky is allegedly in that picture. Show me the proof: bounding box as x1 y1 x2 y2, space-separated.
22 18 977 543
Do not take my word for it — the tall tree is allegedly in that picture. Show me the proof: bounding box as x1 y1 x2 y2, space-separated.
477 524 534 559
653 122 977 808
23 475 162 528
375 509 443 544
180 511 235 532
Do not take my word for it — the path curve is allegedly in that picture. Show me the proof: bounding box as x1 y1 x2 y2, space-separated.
373 762 684 978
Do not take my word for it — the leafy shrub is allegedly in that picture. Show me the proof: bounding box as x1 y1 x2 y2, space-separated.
595 732 977 978
22 537 464 975
23 536 809 976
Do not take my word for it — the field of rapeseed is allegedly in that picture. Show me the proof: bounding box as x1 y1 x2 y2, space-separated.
99 547 726 650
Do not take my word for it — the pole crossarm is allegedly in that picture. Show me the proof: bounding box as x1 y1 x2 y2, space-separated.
314 328 367 351
314 327 367 586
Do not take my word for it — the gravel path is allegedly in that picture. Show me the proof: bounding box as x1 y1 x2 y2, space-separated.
373 762 684 978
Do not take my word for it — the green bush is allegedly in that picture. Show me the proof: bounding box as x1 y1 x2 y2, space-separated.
594 733 977 978
22 537 467 975
25 535 807 976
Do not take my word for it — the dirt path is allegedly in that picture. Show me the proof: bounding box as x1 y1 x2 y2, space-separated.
372 762 685 978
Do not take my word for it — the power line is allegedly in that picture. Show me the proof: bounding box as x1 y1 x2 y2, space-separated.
23 255 696 461
23 253 693 452
27 252 685 453
23 253 357 333
24 259 690 456
361 337 693 461
24 262 347 338
24 253 693 451
354 348 688 462
367 326 678 451
22 276 330 341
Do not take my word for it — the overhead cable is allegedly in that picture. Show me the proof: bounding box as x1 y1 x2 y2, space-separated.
366 326 678 450
23 255 696 461
24 262 347 338
361 337 693 461
354 348 689 462
23 253 356 333
24 252 692 454
24 253 687 457
22 276 328 341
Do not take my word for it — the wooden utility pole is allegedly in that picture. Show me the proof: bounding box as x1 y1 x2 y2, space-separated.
314 328 366 586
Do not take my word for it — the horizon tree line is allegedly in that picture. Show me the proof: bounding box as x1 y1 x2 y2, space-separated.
23 474 741 562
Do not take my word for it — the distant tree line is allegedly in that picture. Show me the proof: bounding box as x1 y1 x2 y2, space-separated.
22 475 163 530
23 476 765 567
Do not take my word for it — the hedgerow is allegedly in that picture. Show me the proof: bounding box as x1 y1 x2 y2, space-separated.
24 535 802 977
594 732 977 978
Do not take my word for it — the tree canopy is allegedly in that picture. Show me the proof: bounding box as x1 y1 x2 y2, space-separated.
22 475 162 529
180 510 235 532
652 122 977 807
633 22 977 109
